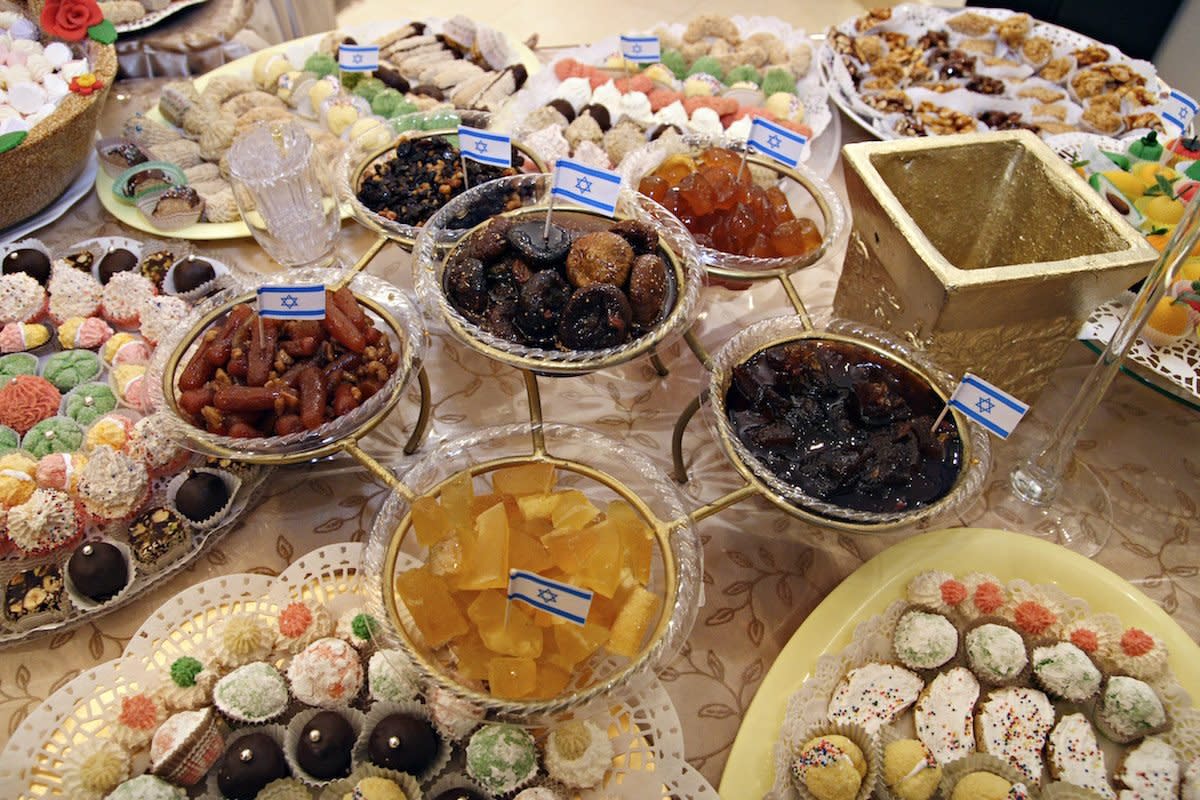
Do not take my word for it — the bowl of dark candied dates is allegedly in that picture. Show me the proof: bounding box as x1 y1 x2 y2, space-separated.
706 315 990 531
343 110 547 249
412 173 703 374
620 136 846 281
146 268 427 462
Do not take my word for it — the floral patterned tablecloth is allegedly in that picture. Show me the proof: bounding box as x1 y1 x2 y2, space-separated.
0 80 1196 790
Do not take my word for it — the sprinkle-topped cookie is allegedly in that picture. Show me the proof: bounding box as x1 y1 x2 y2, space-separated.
1047 713 1114 799
1116 737 1181 800
915 666 979 766
828 662 923 735
975 686 1054 783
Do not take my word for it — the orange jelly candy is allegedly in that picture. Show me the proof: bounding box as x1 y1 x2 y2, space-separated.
609 585 661 658
488 656 537 698
395 567 469 648
765 186 795 224
677 172 716 217
638 174 669 203
468 590 544 658
771 218 823 257
656 154 697 186
411 496 452 546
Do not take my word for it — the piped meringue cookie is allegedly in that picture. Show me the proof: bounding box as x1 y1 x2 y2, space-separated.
554 76 593 113
590 80 624 119
653 100 689 130
616 91 654 125
688 106 724 138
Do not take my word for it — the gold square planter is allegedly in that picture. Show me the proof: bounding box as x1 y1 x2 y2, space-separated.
834 130 1158 399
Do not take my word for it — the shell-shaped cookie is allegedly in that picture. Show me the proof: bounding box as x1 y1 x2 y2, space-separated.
202 187 240 224
198 116 236 162
148 139 203 169
221 90 285 119
200 74 254 107
123 113 182 148
158 81 200 126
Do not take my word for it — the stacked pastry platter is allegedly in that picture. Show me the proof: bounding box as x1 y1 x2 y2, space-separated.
0 235 270 644
502 13 842 178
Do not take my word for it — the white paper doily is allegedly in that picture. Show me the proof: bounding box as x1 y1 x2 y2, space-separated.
0 543 718 800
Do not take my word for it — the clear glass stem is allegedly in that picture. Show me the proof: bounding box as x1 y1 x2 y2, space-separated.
1012 196 1200 505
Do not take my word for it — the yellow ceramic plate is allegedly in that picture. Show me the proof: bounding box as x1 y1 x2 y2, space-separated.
718 527 1200 800
96 21 540 240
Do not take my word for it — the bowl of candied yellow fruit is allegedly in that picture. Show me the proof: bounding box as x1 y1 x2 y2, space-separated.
359 422 703 718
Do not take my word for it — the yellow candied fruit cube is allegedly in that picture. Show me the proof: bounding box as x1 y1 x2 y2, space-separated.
454 502 510 591
509 529 554 573
450 631 492 681
517 493 562 521
553 621 610 666
492 462 557 496
427 534 463 577
542 524 601 574
587 592 620 628
467 591 544 659
441 472 475 533
532 661 572 698
487 656 537 698
573 519 623 598
412 496 453 546
551 490 600 530
608 500 653 586
608 586 661 658
394 567 469 648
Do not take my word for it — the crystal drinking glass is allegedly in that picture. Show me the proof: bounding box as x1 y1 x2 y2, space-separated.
228 121 340 269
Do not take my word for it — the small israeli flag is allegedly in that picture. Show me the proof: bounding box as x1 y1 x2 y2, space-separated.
948 372 1029 440
257 284 326 320
620 34 661 64
458 125 512 168
1163 90 1197 136
551 158 622 217
748 117 808 168
338 44 379 72
507 569 593 626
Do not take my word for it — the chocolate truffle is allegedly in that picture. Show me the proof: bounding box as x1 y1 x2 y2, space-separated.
546 98 576 122
139 251 175 290
173 471 230 524
296 710 354 780
580 104 612 131
171 256 216 294
432 791 489 800
67 541 129 603
367 712 440 774
2 248 51 285
98 249 138 284
216 732 288 800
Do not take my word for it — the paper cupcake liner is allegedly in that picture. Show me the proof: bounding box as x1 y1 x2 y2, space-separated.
60 382 121 427
204 723 288 798
163 255 232 303
790 720 880 800
166 466 242 532
152 707 226 786
137 189 205 232
426 772 491 800
96 137 151 179
112 161 188 205
135 238 190 291
354 699 450 785
89 240 145 287
1040 782 1108 800
125 504 198 573
961 616 1033 688
62 536 137 611
0 561 70 632
285 705 367 786
875 725 944 800
318 763 424 800
10 493 86 559
892 604 963 676
939 753 1039 800
1 238 52 271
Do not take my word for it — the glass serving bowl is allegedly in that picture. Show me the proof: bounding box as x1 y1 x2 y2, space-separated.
146 267 428 463
703 315 991 532
340 110 548 250
412 173 705 375
359 422 703 721
619 133 848 283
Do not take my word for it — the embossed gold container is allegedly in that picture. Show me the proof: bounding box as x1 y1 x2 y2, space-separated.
834 130 1158 399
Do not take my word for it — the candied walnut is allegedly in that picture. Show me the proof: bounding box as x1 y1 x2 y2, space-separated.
996 12 1032 48
893 116 926 137
917 81 961 94
855 7 892 32
1125 112 1164 133
1072 45 1111 67
1081 104 1123 134
978 110 1028 130
945 11 994 36
1119 85 1159 107
1071 66 1138 100
1039 57 1073 83
928 48 975 80
863 89 912 113
853 34 887 64
869 55 908 84
1089 92 1121 111
1021 37 1053 66
916 102 978 135
916 30 948 51
966 76 1005 95
881 32 910 50
829 31 856 57
862 76 899 92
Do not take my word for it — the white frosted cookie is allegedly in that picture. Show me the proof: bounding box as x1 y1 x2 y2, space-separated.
1116 737 1181 800
828 662 924 735
1047 713 1115 799
1097 676 1168 744
915 667 979 765
975 686 1054 784
1182 756 1200 800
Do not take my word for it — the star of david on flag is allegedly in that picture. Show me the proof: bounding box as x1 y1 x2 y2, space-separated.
947 372 1029 439
508 570 593 626
620 34 660 63
1163 89 1197 135
748 117 808 168
257 284 326 320
338 44 379 72
552 158 622 217
457 125 512 168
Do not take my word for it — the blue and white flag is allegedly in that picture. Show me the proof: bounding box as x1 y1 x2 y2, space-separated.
1163 90 1197 136
748 117 808 168
257 284 326 320
457 125 512 168
620 34 661 64
551 158 622 217
507 569 593 626
948 372 1029 440
338 44 379 72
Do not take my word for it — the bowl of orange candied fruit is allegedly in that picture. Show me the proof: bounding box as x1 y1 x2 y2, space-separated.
622 136 847 282
359 422 703 718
